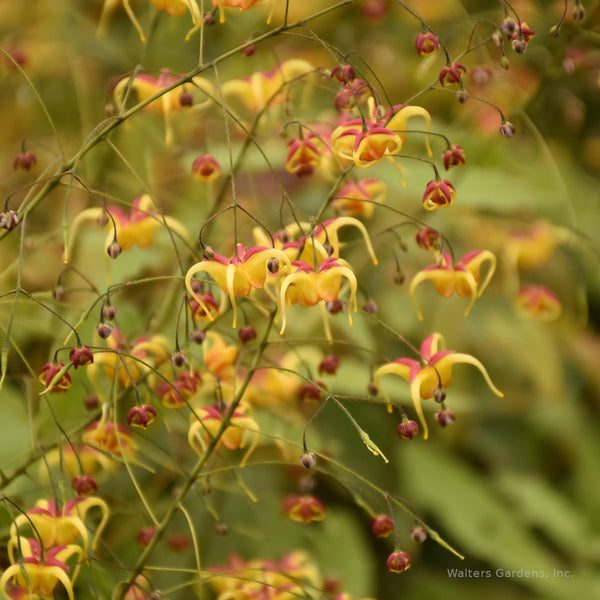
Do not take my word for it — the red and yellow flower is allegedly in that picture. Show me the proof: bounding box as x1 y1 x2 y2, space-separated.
374 333 503 438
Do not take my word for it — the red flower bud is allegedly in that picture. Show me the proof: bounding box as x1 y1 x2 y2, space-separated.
238 326 257 344
72 474 98 495
439 62 467 87
330 64 356 84
127 404 157 429
69 345 94 369
410 526 428 543
415 32 439 57
371 514 395 538
13 151 37 171
397 420 419 440
318 354 340 375
283 494 326 523
386 550 411 573
435 409 456 428
443 144 466 170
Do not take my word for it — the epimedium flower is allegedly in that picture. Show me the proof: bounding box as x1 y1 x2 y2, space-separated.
410 250 497 320
387 550 411 574
285 133 323 176
415 226 443 252
1 537 83 600
330 96 432 170
69 345 94 369
188 288 220 322
277 257 358 336
82 420 137 461
442 144 466 170
112 68 214 145
127 404 157 429
192 154 221 182
155 370 202 407
439 62 467 87
10 496 110 555
211 0 265 23
63 194 190 263
187 402 260 467
38 361 71 393
371 514 395 538
415 32 440 57
185 244 292 329
13 150 36 171
515 285 562 322
332 177 387 218
283 494 326 523
373 332 503 439
221 59 315 116
422 179 456 210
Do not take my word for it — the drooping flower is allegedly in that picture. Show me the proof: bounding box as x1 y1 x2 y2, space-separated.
10 496 110 554
371 514 395 538
285 134 323 176
211 0 264 23
192 154 221 182
439 62 467 86
415 32 440 57
69 345 94 369
38 361 71 393
188 402 260 467
373 333 503 439
332 178 387 218
1 537 83 600
277 258 358 335
422 179 456 210
185 244 291 328
386 550 411 573
127 404 158 429
410 250 497 319
515 285 561 321
283 494 326 523
63 194 190 263
442 144 466 170
112 69 214 145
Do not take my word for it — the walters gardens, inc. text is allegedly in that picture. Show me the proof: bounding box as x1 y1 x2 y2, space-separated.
447 568 573 579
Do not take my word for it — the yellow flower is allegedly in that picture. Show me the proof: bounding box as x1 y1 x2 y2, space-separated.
185 244 291 328
410 250 496 320
374 333 503 439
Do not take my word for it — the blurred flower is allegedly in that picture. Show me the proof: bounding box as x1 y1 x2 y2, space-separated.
410 250 497 319
439 62 467 87
283 494 326 523
211 0 264 23
192 154 221 181
13 151 36 171
332 178 387 218
371 514 395 538
415 32 439 57
515 285 561 321
285 134 323 176
442 144 466 170
188 402 260 466
397 419 419 440
112 69 214 145
374 333 503 438
127 404 157 429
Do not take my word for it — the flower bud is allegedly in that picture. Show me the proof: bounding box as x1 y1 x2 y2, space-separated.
107 240 122 259
179 91 193 106
167 534 190 553
415 32 440 57
102 304 116 321
456 90 469 104
72 474 98 495
13 151 37 171
573 4 585 21
238 326 257 344
171 351 187 367
300 452 317 469
96 322 112 339
241 41 256 57
326 300 344 314
500 56 510 70
410 526 428 543
318 354 340 375
267 257 280 273
501 17 517 36
0 210 19 231
500 121 516 137
397 420 419 440
371 514 395 538
330 64 356 84
69 345 94 369
491 30 503 48
511 39 527 54
433 386 446 403
191 329 207 344
203 12 215 25
84 395 100 410
299 381 326 402
127 404 158 429
137 526 156 547
386 550 411 573
435 409 456 428
363 299 378 314
216 522 228 535
53 285 65 301
442 144 466 170
549 25 560 38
